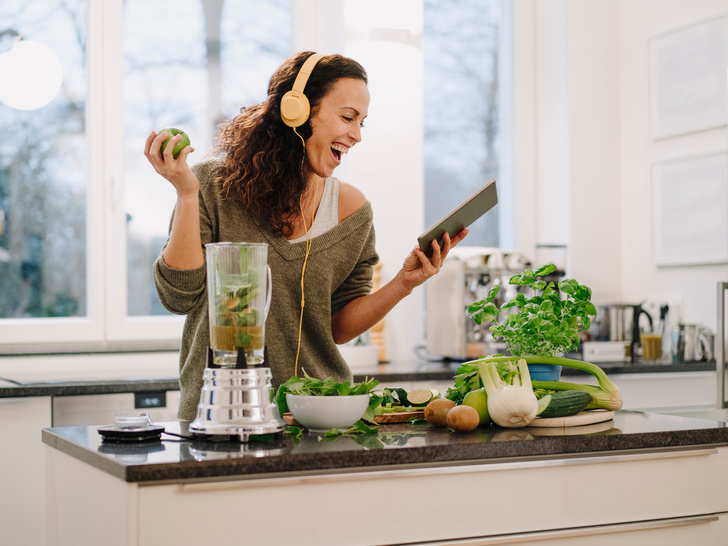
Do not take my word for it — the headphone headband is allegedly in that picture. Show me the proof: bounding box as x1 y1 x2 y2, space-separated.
280 53 325 128
290 53 324 98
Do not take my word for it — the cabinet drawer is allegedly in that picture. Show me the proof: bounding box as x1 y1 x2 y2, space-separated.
137 447 728 545
419 513 728 545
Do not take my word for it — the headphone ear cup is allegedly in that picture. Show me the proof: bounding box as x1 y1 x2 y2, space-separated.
281 91 311 128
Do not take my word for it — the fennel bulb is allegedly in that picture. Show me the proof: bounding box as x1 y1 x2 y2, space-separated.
479 359 538 428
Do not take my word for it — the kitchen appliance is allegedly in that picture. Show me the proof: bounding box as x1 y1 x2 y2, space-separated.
97 414 165 443
596 303 653 363
581 341 630 363
206 242 272 367
425 247 533 360
188 351 286 441
189 242 285 441
675 323 712 362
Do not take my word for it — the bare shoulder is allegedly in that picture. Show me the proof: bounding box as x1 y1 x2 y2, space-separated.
338 180 368 222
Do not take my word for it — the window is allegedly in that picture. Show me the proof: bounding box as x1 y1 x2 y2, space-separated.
0 0 87 321
423 0 507 248
0 0 510 354
0 0 291 350
122 0 290 317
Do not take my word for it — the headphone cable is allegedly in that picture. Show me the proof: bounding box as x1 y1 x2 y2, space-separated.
293 128 315 377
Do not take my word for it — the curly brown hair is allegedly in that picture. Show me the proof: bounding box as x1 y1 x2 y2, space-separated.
213 52 368 237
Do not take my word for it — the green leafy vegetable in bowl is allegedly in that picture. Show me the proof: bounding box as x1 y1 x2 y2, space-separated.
275 369 382 425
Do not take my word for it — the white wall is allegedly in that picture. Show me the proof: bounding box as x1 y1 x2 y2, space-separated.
517 0 728 334
294 1 426 363
617 0 728 328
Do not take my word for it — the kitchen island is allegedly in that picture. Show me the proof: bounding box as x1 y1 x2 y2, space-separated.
5 358 719 546
44 411 728 545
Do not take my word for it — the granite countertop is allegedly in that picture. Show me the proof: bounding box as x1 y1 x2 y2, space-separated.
42 411 728 484
0 377 181 398
0 358 715 399
350 358 716 383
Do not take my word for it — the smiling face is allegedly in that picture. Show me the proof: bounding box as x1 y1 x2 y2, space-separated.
305 77 370 180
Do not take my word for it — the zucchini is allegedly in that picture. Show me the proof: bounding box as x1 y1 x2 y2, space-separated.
536 390 592 418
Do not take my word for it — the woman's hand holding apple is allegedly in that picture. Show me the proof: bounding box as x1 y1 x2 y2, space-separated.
144 129 198 198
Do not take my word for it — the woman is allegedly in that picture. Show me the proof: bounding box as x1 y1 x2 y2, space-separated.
145 52 467 421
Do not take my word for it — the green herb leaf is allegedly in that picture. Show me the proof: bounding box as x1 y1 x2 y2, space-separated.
362 394 384 424
285 426 303 441
486 284 501 302
468 264 597 358
534 264 556 276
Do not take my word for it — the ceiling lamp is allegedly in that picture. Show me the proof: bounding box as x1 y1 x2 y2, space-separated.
0 33 63 111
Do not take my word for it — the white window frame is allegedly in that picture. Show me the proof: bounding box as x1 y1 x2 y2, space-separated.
1 0 184 353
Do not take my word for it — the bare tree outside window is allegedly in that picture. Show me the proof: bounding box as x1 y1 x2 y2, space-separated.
0 0 86 319
123 0 291 316
423 0 501 248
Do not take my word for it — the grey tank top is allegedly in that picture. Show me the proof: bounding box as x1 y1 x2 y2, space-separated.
288 177 339 243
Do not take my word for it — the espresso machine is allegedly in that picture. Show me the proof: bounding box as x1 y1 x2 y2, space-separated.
189 242 286 441
425 247 536 360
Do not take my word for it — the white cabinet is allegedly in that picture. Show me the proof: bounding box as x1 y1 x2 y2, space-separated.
496 514 728 545
0 389 180 546
564 371 715 411
46 445 728 545
52 391 180 426
0 396 52 546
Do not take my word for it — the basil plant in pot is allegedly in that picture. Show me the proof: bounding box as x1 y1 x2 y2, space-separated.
467 264 597 381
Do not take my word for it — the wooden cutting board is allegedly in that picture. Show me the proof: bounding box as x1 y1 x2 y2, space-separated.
528 410 614 428
373 410 425 424
282 411 424 427
526 419 615 436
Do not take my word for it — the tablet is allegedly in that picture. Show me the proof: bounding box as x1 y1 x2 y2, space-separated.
418 179 498 257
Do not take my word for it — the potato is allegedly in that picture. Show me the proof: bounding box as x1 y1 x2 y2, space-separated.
424 398 455 427
446 405 479 432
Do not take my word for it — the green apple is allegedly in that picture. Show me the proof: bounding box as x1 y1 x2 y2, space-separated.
463 388 491 426
157 127 191 159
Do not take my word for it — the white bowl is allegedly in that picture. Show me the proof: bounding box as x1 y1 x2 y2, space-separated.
286 394 370 433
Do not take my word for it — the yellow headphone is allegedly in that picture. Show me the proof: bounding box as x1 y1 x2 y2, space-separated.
280 53 325 128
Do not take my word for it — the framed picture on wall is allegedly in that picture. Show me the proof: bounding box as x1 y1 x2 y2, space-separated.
649 16 728 139
652 152 728 266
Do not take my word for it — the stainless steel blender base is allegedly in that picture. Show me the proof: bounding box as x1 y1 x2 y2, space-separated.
189 367 286 440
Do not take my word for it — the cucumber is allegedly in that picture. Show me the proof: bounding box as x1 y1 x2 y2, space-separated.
536 390 592 418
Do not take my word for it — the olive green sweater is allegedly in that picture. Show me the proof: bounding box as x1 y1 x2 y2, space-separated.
153 158 379 421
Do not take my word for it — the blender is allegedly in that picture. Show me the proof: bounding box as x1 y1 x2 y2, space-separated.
189 242 286 441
